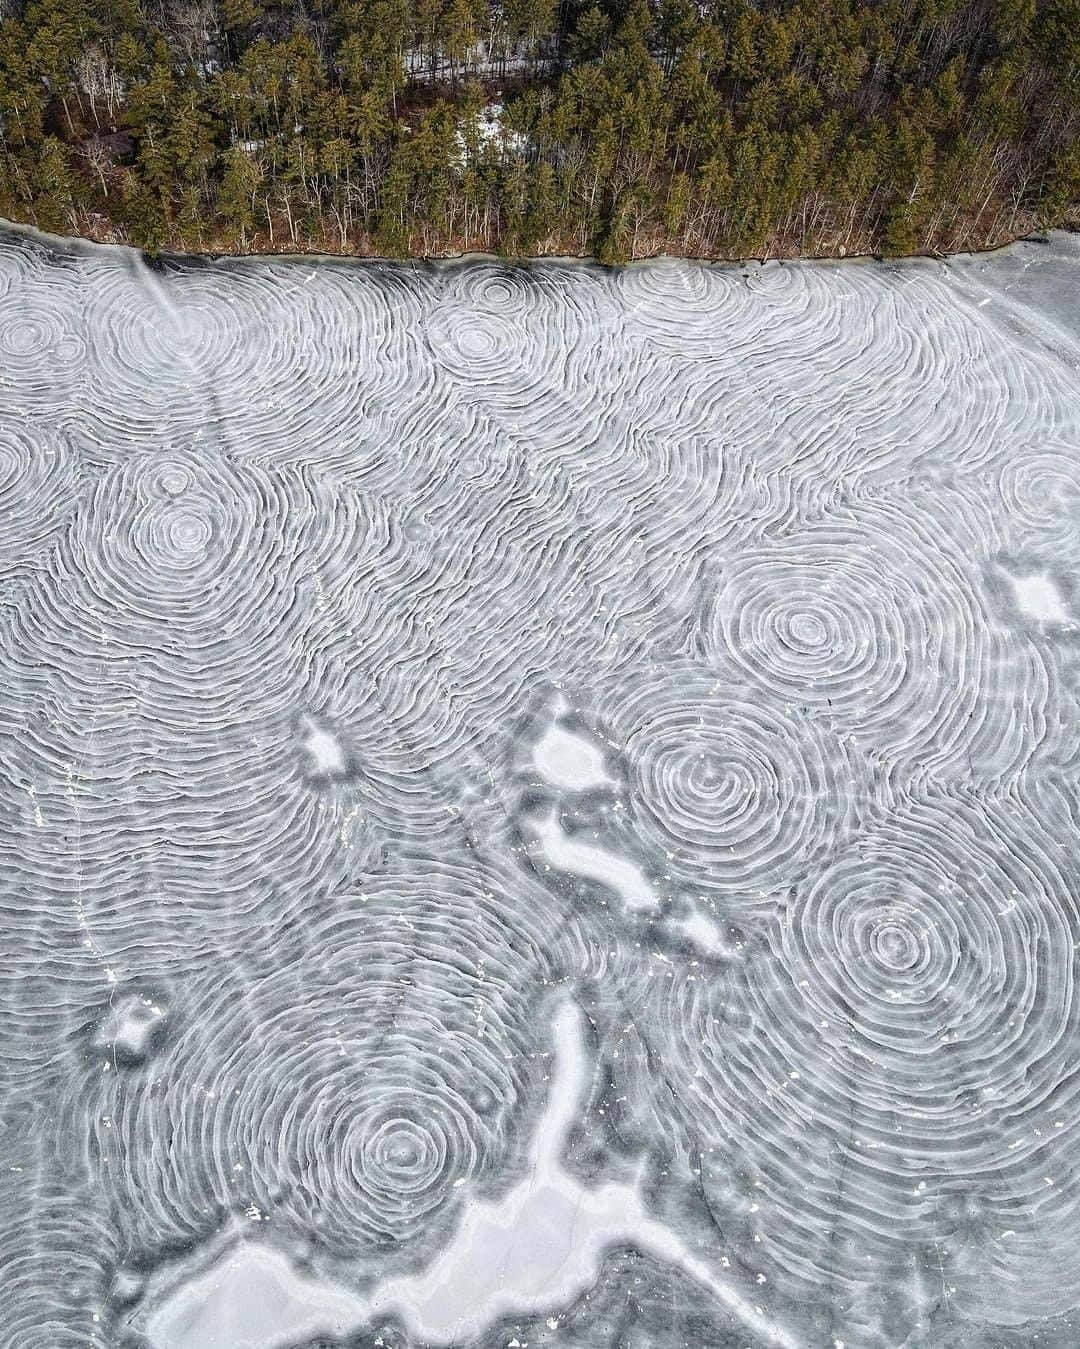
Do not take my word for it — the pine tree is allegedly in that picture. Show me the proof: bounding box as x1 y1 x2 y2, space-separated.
217 143 263 245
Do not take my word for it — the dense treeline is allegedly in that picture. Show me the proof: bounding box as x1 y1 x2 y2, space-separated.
0 0 1076 259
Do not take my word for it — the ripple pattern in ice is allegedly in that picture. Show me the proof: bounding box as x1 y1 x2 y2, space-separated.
1 227 1079 1349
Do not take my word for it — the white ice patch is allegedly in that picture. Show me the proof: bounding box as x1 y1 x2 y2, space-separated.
1007 572 1071 623
528 809 656 911
672 910 737 959
140 1243 367 1349
533 722 613 791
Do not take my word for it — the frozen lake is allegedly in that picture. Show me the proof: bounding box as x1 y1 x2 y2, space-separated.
1 226 1079 1348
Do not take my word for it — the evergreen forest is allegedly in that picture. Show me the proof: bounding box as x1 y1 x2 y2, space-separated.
0 0 1076 259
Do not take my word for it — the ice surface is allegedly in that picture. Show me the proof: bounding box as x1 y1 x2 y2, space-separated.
140 999 796 1347
2 226 1080 1349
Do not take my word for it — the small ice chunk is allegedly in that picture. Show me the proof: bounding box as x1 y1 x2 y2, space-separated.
673 910 735 958
96 994 168 1065
110 1266 146 1307
299 715 346 776
533 723 613 791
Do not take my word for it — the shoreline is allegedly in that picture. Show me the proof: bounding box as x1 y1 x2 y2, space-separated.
2 215 1071 273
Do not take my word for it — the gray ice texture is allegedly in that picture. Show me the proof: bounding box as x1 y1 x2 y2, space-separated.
1 224 1079 1349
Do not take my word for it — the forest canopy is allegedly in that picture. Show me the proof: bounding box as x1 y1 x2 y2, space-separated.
0 0 1076 260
